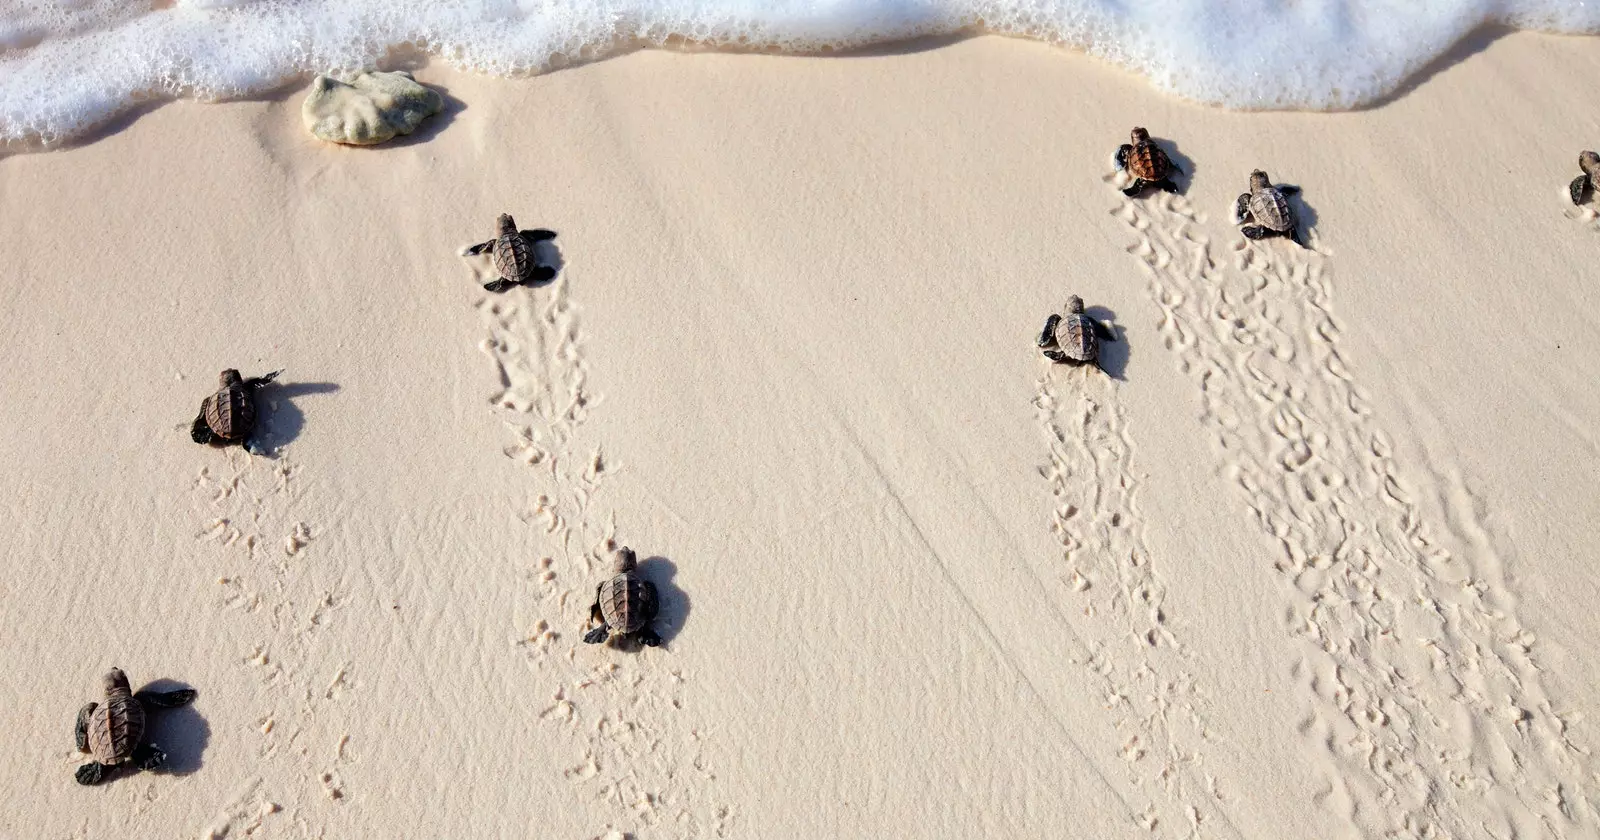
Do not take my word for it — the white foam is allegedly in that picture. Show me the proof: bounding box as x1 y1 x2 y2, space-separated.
1 0 1597 145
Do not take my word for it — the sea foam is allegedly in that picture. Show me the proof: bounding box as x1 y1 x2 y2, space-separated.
1 0 1597 145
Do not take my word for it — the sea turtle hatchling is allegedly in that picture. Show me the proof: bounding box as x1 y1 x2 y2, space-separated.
462 213 557 293
1112 127 1182 197
190 368 281 455
1569 151 1599 206
1233 170 1304 246
1038 295 1117 373
583 547 662 648
74 668 197 786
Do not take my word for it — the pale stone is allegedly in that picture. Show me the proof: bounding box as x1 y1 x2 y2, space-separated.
301 71 443 146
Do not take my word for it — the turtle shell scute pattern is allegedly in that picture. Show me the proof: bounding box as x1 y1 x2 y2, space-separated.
493 232 538 285
87 691 144 764
1057 313 1099 363
1249 189 1294 232
203 384 255 440
1126 142 1171 182
598 573 658 634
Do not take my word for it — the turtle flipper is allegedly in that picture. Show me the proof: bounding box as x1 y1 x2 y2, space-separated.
1277 184 1301 196
1241 225 1272 240
483 278 517 294
1571 175 1591 206
1092 319 1117 342
75 762 110 786
1038 314 1061 349
635 627 663 647
75 702 97 752
462 239 495 257
1233 194 1251 225
1289 226 1306 248
582 625 610 644
190 412 215 445
1121 180 1146 197
1157 179 1180 194
1113 144 1131 171
243 370 281 390
1042 349 1072 364
135 688 197 709
133 743 166 771
520 229 558 242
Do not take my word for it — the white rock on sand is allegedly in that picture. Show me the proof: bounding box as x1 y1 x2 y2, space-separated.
301 71 443 145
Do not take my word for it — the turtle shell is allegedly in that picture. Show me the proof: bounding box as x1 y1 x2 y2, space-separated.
86 687 144 765
597 571 658 634
1055 313 1099 363
492 231 539 285
1126 141 1172 182
1248 188 1294 232
203 383 255 441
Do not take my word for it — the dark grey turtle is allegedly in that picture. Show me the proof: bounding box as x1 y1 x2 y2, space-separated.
1113 127 1181 197
1234 170 1303 246
75 668 197 786
583 547 662 648
1038 295 1116 373
190 369 280 455
1570 151 1599 206
462 213 557 293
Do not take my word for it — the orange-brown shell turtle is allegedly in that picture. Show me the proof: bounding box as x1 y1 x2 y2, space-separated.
190 369 280 454
75 668 197 785
1113 128 1181 197
462 213 557 293
583 547 662 647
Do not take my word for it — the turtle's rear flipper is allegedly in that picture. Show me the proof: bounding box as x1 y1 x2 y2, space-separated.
1157 179 1180 194
462 239 495 256
636 627 663 648
75 702 97 752
190 413 215 445
133 743 166 771
75 762 110 786
521 229 557 242
1121 180 1146 197
483 278 516 294
582 625 610 644
136 688 197 708
1241 225 1272 241
1041 349 1072 364
1571 175 1591 207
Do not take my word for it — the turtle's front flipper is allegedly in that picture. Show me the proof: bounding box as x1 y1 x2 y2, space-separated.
190 412 215 445
75 702 97 752
1038 314 1061 349
135 688 197 709
133 743 167 771
1288 226 1306 248
1571 175 1591 206
1233 194 1251 225
483 277 516 294
1092 319 1117 342
1121 180 1146 197
1241 225 1272 240
462 240 495 257
1277 185 1300 196
1113 144 1131 171
520 229 558 242
244 437 269 457
635 627 663 648
1168 161 1183 176
244 370 281 390
75 762 110 785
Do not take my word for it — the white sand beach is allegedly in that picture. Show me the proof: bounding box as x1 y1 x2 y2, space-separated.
1 28 1598 840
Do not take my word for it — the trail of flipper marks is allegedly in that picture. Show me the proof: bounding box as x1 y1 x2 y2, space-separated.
473 273 734 838
1113 183 1594 838
1035 371 1229 837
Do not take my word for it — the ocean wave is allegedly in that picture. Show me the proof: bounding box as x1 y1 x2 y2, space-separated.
1 0 1596 145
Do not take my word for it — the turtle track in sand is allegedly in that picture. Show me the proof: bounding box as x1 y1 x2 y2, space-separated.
1034 371 1228 838
1112 185 1594 838
473 273 734 839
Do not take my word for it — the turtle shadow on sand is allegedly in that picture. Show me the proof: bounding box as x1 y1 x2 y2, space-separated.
1084 305 1130 381
1281 184 1319 246
133 678 210 777
253 380 340 453
604 556 689 652
528 235 564 287
1149 136 1196 193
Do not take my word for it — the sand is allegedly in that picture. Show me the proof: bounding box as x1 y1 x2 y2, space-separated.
1 30 1598 840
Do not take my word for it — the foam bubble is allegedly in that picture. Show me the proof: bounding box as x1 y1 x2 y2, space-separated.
1 0 1597 145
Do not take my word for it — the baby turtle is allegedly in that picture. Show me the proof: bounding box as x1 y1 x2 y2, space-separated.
1113 127 1181 197
583 547 662 647
190 369 281 454
1234 170 1303 246
75 668 197 786
1569 151 1599 206
462 213 557 293
1039 295 1116 373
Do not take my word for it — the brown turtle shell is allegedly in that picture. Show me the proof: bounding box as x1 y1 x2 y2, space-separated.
86 682 144 765
597 571 658 634
1054 313 1100 364
203 382 256 441
1248 187 1295 232
492 226 539 286
1126 141 1172 182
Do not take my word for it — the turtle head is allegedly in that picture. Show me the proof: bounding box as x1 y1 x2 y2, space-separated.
613 546 638 573
1066 295 1085 314
1249 170 1271 190
1582 151 1600 174
103 668 130 694
497 213 517 235
219 369 242 387
1130 127 1149 144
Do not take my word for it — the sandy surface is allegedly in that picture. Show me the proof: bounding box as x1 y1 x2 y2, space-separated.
1 31 1598 840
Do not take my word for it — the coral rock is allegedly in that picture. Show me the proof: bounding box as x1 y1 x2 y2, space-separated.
301 71 443 145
